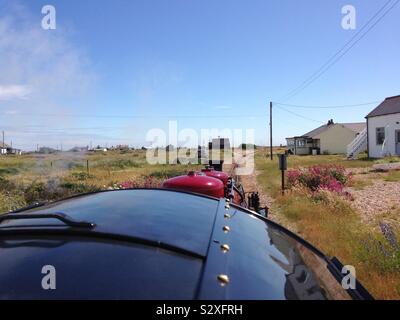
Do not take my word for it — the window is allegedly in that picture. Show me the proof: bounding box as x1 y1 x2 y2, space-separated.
376 127 385 145
297 140 305 147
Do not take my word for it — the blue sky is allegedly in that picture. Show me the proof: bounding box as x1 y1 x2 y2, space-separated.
0 0 399 150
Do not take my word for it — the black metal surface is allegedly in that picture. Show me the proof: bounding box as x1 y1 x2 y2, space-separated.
197 199 360 300
278 153 287 170
0 212 95 229
208 160 224 171
328 257 374 300
0 189 373 300
247 192 260 212
1 189 219 257
0 236 203 300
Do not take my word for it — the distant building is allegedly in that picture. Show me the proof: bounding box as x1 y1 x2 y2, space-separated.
38 147 58 154
69 146 89 153
9 148 22 155
365 95 400 158
197 145 208 164
90 146 108 152
286 120 366 155
166 144 175 152
0 142 22 155
113 144 130 151
0 142 9 155
209 138 231 150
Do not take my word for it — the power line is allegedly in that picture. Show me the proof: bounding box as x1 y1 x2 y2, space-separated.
280 0 398 101
279 0 400 102
275 105 325 123
274 100 381 109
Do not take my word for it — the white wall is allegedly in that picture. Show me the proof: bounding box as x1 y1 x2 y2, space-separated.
368 113 400 158
314 124 359 154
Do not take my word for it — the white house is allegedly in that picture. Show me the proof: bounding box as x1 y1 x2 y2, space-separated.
0 142 8 155
286 120 365 155
0 142 22 155
365 95 400 158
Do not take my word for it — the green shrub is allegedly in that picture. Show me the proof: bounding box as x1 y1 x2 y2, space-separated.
23 179 72 204
0 176 17 192
358 234 400 273
287 165 351 193
150 169 188 179
71 172 95 181
0 167 19 176
0 192 26 213
95 159 142 169
23 181 48 204
60 182 100 194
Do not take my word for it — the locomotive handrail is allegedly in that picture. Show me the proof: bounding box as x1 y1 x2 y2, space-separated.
0 212 95 229
0 226 205 260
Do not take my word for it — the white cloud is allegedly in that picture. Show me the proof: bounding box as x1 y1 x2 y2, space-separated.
0 85 31 100
0 1 97 149
0 2 96 102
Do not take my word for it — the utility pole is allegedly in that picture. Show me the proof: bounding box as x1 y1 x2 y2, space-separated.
269 101 273 160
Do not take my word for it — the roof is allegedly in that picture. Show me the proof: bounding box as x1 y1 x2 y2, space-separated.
366 95 400 118
303 124 332 138
342 123 366 133
211 138 230 143
287 122 365 139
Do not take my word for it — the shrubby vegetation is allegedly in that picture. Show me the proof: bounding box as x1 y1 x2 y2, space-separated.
256 153 400 299
0 150 201 213
287 165 351 193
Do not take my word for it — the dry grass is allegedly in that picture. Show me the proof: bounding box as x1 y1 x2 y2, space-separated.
384 170 400 182
0 150 201 213
256 152 400 299
350 177 374 190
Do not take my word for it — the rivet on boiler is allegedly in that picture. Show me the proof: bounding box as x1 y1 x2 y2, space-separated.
220 244 230 253
217 274 230 285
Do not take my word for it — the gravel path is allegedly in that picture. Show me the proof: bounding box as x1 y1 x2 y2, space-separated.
225 153 400 228
225 150 297 231
373 162 400 171
347 179 400 223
